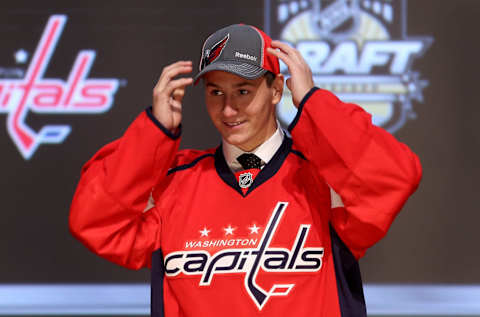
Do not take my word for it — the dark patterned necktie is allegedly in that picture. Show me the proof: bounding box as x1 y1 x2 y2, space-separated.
237 153 263 170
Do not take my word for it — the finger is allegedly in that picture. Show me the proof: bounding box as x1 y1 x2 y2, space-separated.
271 40 303 58
286 77 292 91
161 60 193 77
156 64 193 92
154 76 192 100
157 61 192 84
270 40 303 62
162 63 193 83
269 44 312 78
267 47 296 72
172 87 185 101
271 41 300 57
164 77 193 98
169 98 183 112
270 40 293 52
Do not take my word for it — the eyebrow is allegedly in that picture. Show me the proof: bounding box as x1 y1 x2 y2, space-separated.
205 81 257 88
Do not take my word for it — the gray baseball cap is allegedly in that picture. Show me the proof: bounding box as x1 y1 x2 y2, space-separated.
194 24 280 84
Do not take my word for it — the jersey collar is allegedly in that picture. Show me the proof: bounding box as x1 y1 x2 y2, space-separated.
215 134 292 197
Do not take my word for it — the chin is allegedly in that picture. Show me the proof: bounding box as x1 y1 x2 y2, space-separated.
224 134 251 149
225 135 245 146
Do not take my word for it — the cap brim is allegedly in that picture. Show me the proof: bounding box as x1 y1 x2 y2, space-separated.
194 61 267 85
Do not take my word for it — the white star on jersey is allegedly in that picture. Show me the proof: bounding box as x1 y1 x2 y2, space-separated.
223 225 235 235
248 224 260 234
199 227 210 237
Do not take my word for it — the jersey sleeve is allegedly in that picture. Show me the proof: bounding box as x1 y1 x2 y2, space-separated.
69 108 181 269
288 88 422 259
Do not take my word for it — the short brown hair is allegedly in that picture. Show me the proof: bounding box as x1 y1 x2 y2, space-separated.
264 71 276 87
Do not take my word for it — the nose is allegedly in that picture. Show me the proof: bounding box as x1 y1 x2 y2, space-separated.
222 95 238 117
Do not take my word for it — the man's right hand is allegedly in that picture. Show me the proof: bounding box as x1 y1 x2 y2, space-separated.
153 61 193 132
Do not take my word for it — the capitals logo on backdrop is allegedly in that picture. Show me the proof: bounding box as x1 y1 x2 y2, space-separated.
164 202 324 310
265 0 432 132
0 15 120 160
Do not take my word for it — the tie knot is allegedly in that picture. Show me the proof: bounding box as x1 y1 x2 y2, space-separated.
237 153 262 170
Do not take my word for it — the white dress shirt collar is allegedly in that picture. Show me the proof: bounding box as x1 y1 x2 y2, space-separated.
223 123 284 172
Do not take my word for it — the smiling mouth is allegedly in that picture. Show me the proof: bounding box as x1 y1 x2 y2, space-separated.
224 121 246 127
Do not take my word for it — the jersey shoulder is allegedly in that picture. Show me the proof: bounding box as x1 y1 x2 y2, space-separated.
170 147 216 174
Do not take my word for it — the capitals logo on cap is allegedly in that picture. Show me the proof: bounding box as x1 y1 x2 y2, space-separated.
201 34 229 70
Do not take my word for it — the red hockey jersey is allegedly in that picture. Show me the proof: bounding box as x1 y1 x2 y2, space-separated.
70 88 421 316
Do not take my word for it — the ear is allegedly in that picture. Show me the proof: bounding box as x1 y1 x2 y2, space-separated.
271 74 284 105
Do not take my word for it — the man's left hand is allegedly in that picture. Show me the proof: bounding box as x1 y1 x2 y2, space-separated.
268 41 314 108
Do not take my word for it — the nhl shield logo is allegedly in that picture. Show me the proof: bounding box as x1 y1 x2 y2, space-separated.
265 0 433 133
239 172 254 189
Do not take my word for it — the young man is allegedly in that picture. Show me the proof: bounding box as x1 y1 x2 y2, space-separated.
70 24 421 316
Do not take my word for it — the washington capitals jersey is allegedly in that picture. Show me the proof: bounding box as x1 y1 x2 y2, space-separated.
70 88 422 316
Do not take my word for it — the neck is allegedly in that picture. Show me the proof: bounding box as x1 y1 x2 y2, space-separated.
239 120 278 152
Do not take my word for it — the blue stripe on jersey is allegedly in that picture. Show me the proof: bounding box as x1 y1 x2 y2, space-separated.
288 87 320 132
151 249 165 317
145 107 181 140
290 149 307 160
330 226 367 316
167 153 215 175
